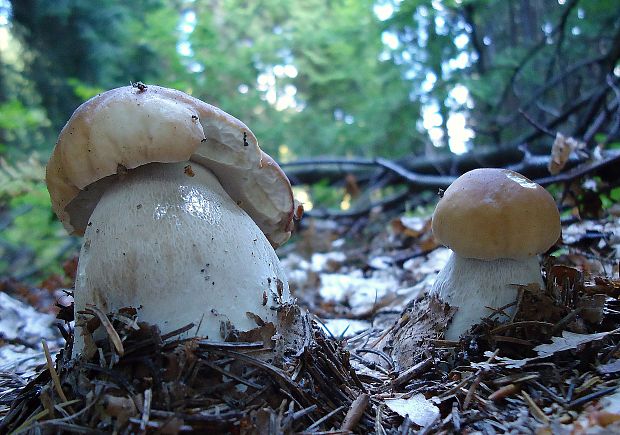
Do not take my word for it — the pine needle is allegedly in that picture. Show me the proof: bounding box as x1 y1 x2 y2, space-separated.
42 339 68 403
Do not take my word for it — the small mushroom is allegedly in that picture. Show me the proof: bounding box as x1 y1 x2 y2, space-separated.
431 168 561 340
46 85 298 355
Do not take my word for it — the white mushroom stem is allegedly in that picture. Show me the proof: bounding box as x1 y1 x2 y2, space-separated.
430 251 543 341
73 162 290 356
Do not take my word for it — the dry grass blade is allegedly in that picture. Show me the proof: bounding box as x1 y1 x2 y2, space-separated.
464 349 499 409
198 340 264 349
85 304 124 356
374 404 387 435
439 373 476 401
9 409 49 435
206 348 301 392
521 390 549 424
463 375 483 410
303 405 346 433
159 323 195 340
42 340 68 403
24 398 98 433
202 360 265 390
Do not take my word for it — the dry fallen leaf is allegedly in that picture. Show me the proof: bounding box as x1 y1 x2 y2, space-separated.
576 294 607 324
548 132 585 175
390 297 457 370
390 216 431 238
486 353 536 369
384 394 440 428
597 359 620 375
534 329 620 358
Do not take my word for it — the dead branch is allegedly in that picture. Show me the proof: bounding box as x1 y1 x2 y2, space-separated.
287 149 620 221
284 149 620 189
283 145 584 187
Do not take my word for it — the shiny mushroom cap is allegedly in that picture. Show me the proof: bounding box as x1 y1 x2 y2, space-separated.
46 85 295 247
432 168 561 260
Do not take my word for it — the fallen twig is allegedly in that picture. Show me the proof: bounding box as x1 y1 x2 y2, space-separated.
341 393 370 432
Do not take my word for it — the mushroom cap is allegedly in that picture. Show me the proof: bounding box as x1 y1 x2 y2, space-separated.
46 85 295 247
432 168 561 260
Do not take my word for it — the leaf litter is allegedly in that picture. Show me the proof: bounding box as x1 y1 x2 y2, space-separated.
1 209 620 433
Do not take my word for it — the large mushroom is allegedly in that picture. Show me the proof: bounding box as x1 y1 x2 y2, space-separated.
431 168 561 341
46 85 298 355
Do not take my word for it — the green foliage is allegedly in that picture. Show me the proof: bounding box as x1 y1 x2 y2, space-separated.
309 179 345 210
5 0 616 160
385 0 620 151
0 99 46 131
3 185 65 268
0 154 45 198
0 99 48 155
181 0 421 157
0 0 618 280
67 78 105 102
3 0 426 159
8 0 174 129
402 199 436 218
608 142 620 150
0 156 71 280
602 187 620 210
0 98 50 157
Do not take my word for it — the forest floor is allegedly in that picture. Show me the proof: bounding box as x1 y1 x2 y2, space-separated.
1 208 619 433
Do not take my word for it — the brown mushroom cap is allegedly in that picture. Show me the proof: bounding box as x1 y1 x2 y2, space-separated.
432 168 561 260
46 85 295 247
